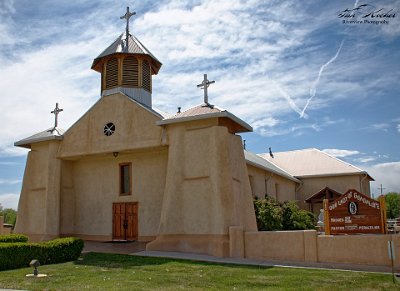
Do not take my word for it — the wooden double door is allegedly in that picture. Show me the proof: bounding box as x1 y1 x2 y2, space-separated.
112 202 138 241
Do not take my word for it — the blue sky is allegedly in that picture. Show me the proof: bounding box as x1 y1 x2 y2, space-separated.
0 0 399 209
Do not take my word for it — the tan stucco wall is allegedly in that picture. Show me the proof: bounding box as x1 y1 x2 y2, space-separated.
147 119 257 257
246 164 297 202
58 93 164 159
241 230 400 267
318 234 400 266
60 150 167 240
298 175 371 212
14 141 62 241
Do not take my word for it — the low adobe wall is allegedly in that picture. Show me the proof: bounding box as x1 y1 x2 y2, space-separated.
317 234 400 266
230 227 400 267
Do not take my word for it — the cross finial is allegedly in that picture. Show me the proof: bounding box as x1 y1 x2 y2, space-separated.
120 6 136 51
50 103 63 129
197 74 215 106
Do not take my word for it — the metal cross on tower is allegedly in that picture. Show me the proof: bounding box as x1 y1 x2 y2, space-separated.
120 6 136 51
197 74 215 105
51 103 63 129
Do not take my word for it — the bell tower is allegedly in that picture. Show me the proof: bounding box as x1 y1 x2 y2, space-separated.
91 7 162 108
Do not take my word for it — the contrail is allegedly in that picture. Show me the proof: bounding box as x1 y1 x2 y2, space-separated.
270 78 307 119
300 39 344 118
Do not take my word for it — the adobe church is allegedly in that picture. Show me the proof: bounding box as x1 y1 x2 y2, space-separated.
14 8 372 257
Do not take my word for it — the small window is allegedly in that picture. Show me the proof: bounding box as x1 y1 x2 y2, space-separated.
119 163 131 196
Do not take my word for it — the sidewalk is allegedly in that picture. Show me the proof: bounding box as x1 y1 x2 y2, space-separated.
83 241 395 274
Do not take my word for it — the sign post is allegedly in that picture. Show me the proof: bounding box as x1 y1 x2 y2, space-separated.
388 241 395 283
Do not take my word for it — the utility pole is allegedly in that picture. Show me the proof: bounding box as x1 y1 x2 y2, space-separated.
378 184 386 196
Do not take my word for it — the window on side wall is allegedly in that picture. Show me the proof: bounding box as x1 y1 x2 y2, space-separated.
119 163 132 196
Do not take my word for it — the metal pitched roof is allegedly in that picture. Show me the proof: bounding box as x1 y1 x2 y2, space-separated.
259 148 374 180
91 33 162 73
14 127 65 148
157 103 252 132
245 150 300 183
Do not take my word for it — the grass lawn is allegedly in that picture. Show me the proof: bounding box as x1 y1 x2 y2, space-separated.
0 252 398 290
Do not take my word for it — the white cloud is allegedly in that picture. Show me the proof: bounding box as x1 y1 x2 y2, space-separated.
397 124 400 133
0 179 21 185
322 149 360 158
355 157 376 163
362 162 400 196
370 123 390 132
0 193 19 210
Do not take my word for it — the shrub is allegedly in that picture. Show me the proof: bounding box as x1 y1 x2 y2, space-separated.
254 197 282 231
0 237 84 271
0 234 29 243
254 197 316 231
282 201 316 230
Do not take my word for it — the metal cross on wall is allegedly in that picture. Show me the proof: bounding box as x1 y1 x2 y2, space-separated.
120 6 136 51
197 74 215 105
51 103 63 128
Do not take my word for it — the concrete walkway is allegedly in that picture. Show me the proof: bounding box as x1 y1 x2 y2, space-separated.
83 241 395 274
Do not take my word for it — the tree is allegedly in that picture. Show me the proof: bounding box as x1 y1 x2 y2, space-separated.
0 207 17 226
385 192 400 219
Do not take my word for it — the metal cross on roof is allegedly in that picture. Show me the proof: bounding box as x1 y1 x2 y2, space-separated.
51 103 63 129
120 6 136 51
197 74 215 105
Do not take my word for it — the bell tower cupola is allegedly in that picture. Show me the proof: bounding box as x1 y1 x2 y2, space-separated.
91 7 162 108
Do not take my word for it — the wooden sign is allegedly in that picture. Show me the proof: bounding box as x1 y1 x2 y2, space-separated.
324 189 387 235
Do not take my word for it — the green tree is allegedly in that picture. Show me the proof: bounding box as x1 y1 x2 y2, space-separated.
385 192 400 219
0 207 17 226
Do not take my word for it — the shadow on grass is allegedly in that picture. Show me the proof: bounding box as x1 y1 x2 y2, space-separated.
76 252 273 271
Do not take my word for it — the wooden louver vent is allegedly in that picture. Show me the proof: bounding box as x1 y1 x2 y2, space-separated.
105 58 119 89
122 57 139 87
142 60 151 92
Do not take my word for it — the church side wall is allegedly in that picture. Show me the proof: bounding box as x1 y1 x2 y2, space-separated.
246 164 297 202
68 149 167 240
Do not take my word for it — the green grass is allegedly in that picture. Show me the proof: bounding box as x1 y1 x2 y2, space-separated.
0 252 397 290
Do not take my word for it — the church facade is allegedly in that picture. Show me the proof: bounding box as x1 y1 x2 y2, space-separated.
14 9 372 257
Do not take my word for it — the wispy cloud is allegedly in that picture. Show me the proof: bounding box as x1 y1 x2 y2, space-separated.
370 123 390 132
355 157 376 163
0 179 21 185
322 149 360 158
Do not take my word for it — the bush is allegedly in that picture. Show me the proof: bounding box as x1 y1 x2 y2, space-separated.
254 197 282 231
282 201 316 230
0 234 29 243
0 237 84 271
254 197 316 231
